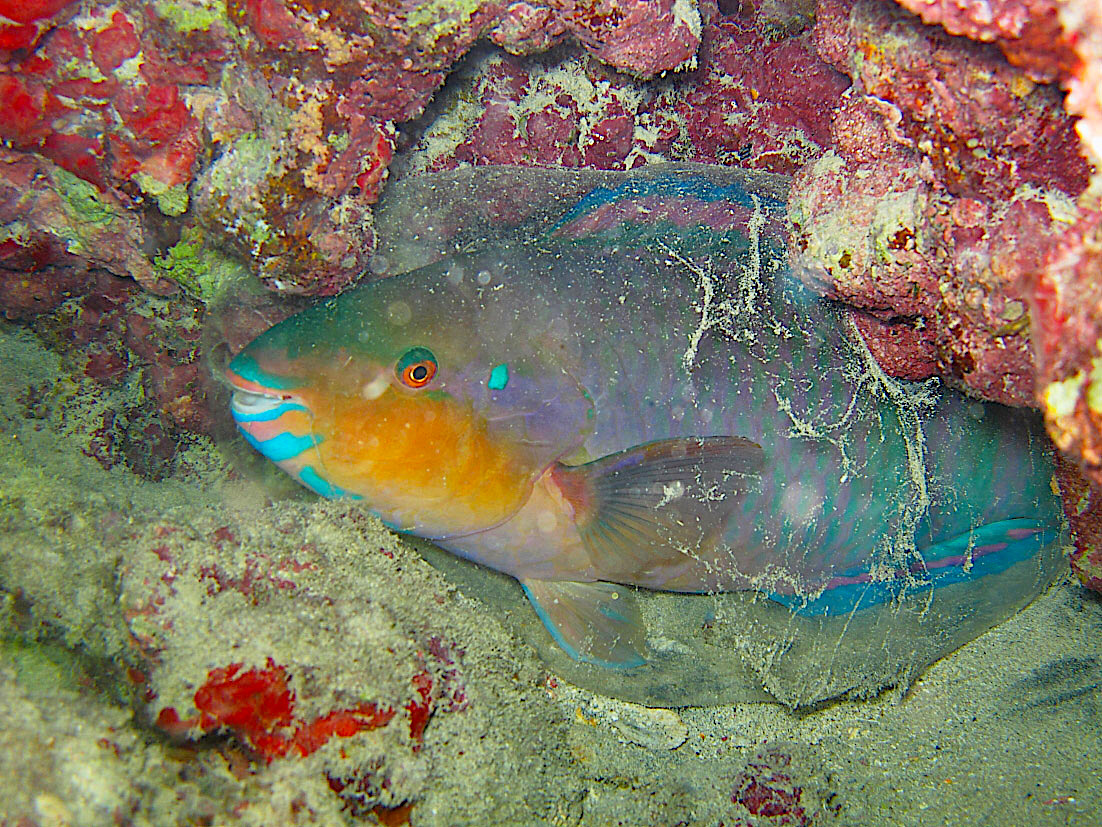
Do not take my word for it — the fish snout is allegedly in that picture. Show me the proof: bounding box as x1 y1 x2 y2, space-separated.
224 358 318 465
228 385 314 438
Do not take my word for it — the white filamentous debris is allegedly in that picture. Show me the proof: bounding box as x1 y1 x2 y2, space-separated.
657 480 686 507
843 312 941 610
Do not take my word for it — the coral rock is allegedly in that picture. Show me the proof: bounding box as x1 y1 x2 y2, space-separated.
1029 209 1102 485
1056 457 1102 592
414 15 846 176
894 0 1075 83
791 0 1087 407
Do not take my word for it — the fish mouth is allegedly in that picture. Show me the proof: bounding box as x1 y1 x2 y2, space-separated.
230 388 290 418
223 354 304 418
228 388 316 434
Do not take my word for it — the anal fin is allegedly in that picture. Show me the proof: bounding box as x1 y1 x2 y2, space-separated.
521 579 647 669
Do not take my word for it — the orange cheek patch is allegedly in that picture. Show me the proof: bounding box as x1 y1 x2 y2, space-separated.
302 389 539 534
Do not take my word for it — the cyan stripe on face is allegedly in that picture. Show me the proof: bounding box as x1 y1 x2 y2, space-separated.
229 352 302 390
231 401 310 423
298 466 363 499
240 429 321 463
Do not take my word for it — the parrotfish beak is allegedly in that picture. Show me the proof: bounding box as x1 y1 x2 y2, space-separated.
224 356 313 462
223 352 356 499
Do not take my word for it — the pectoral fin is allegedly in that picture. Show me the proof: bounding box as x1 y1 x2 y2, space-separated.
552 436 764 575
521 578 647 668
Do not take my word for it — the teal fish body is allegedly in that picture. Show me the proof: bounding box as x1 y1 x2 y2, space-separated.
227 167 1064 670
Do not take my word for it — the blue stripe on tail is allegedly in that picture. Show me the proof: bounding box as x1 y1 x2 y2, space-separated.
769 518 1062 617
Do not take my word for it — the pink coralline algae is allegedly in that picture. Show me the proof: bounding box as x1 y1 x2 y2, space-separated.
790 0 1089 406
0 0 705 299
0 149 173 295
892 0 1076 83
0 0 75 58
0 4 205 236
156 660 397 761
670 18 848 175
492 0 702 78
420 53 653 170
729 747 820 826
418 14 846 175
816 0 1087 201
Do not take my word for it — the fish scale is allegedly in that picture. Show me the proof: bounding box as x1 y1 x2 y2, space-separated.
547 239 917 592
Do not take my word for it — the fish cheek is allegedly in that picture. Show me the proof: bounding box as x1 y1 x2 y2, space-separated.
307 390 539 537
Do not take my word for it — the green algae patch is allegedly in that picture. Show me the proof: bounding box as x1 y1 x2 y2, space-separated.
154 0 234 34
49 168 119 255
52 169 115 226
2 639 87 699
208 132 278 196
327 131 350 152
406 0 483 50
153 226 248 302
1087 344 1102 416
158 185 189 217
0 220 31 247
1044 371 1085 421
134 172 190 217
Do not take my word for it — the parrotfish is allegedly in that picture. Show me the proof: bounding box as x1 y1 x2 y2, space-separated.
225 166 1064 670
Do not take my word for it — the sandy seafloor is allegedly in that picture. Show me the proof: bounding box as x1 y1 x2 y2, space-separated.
1 319 1101 827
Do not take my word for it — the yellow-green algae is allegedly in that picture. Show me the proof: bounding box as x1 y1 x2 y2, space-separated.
405 0 485 47
1087 340 1102 416
134 172 189 217
153 0 236 35
49 168 120 256
152 226 249 302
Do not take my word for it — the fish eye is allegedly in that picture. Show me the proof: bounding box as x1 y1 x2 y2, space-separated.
396 346 437 389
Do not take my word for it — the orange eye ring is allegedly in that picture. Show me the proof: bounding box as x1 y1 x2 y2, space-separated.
396 347 437 389
401 360 436 388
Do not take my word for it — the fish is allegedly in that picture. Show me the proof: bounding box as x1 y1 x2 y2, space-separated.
224 165 1064 671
